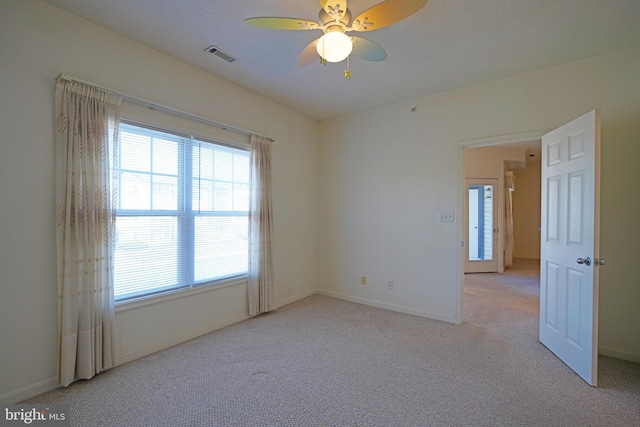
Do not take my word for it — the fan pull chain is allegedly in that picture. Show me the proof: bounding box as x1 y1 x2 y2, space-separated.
320 37 327 66
344 56 352 79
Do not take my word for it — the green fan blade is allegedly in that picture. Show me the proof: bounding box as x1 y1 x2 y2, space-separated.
351 36 387 61
245 17 319 31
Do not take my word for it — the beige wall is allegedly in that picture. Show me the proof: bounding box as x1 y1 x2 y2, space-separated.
0 0 318 402
513 157 541 260
465 145 525 177
318 45 640 362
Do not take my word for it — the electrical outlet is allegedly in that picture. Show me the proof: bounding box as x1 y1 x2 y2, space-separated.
438 211 455 222
361 276 367 285
387 280 395 290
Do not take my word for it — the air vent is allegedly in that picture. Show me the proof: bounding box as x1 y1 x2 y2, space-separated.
204 45 236 63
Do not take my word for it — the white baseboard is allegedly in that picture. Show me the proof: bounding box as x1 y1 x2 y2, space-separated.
317 289 458 324
277 289 317 308
116 313 250 366
0 377 58 404
599 346 640 363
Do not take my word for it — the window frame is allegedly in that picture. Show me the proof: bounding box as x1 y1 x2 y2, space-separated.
113 120 250 304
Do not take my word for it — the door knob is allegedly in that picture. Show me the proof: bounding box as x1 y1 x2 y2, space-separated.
577 257 591 266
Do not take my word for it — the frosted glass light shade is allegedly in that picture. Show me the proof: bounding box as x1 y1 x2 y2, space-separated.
316 32 353 63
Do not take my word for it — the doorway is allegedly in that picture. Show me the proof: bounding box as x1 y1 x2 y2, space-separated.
456 130 545 322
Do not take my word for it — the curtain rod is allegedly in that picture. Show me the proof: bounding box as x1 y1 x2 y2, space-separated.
57 74 272 140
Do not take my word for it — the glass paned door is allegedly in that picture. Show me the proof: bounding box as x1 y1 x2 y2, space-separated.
465 178 499 273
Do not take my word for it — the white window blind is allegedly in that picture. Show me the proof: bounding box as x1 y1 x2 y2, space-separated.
113 122 249 301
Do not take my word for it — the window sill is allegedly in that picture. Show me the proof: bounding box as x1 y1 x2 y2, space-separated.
115 275 249 313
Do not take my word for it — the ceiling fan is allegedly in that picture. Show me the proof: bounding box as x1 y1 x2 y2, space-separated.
245 0 429 75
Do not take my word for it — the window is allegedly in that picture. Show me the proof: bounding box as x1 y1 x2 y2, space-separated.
113 122 249 301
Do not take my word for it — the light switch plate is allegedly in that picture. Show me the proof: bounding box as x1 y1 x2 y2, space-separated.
438 211 455 222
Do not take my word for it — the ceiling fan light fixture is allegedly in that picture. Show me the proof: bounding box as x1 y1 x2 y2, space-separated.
316 32 352 63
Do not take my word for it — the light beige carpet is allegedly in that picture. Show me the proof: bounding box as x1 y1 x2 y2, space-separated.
23 260 640 426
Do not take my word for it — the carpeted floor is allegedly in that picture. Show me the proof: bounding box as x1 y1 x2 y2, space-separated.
23 260 640 426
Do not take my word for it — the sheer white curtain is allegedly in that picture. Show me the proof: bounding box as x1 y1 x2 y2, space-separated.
55 78 121 386
248 134 277 316
504 171 516 268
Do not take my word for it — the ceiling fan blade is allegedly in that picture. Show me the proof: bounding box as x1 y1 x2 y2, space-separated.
318 0 348 21
245 17 319 30
297 39 320 67
350 36 387 62
351 0 428 32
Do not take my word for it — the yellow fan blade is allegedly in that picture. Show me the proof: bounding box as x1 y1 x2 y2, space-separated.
318 8 352 26
319 0 348 21
351 0 428 32
245 17 319 30
298 39 320 67
351 36 387 62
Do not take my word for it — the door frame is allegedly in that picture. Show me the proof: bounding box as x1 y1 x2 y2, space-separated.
456 130 550 323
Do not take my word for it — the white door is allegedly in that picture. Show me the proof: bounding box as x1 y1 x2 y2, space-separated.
464 178 498 273
539 110 601 386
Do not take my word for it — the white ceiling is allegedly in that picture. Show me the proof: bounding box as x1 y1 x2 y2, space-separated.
40 0 640 120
